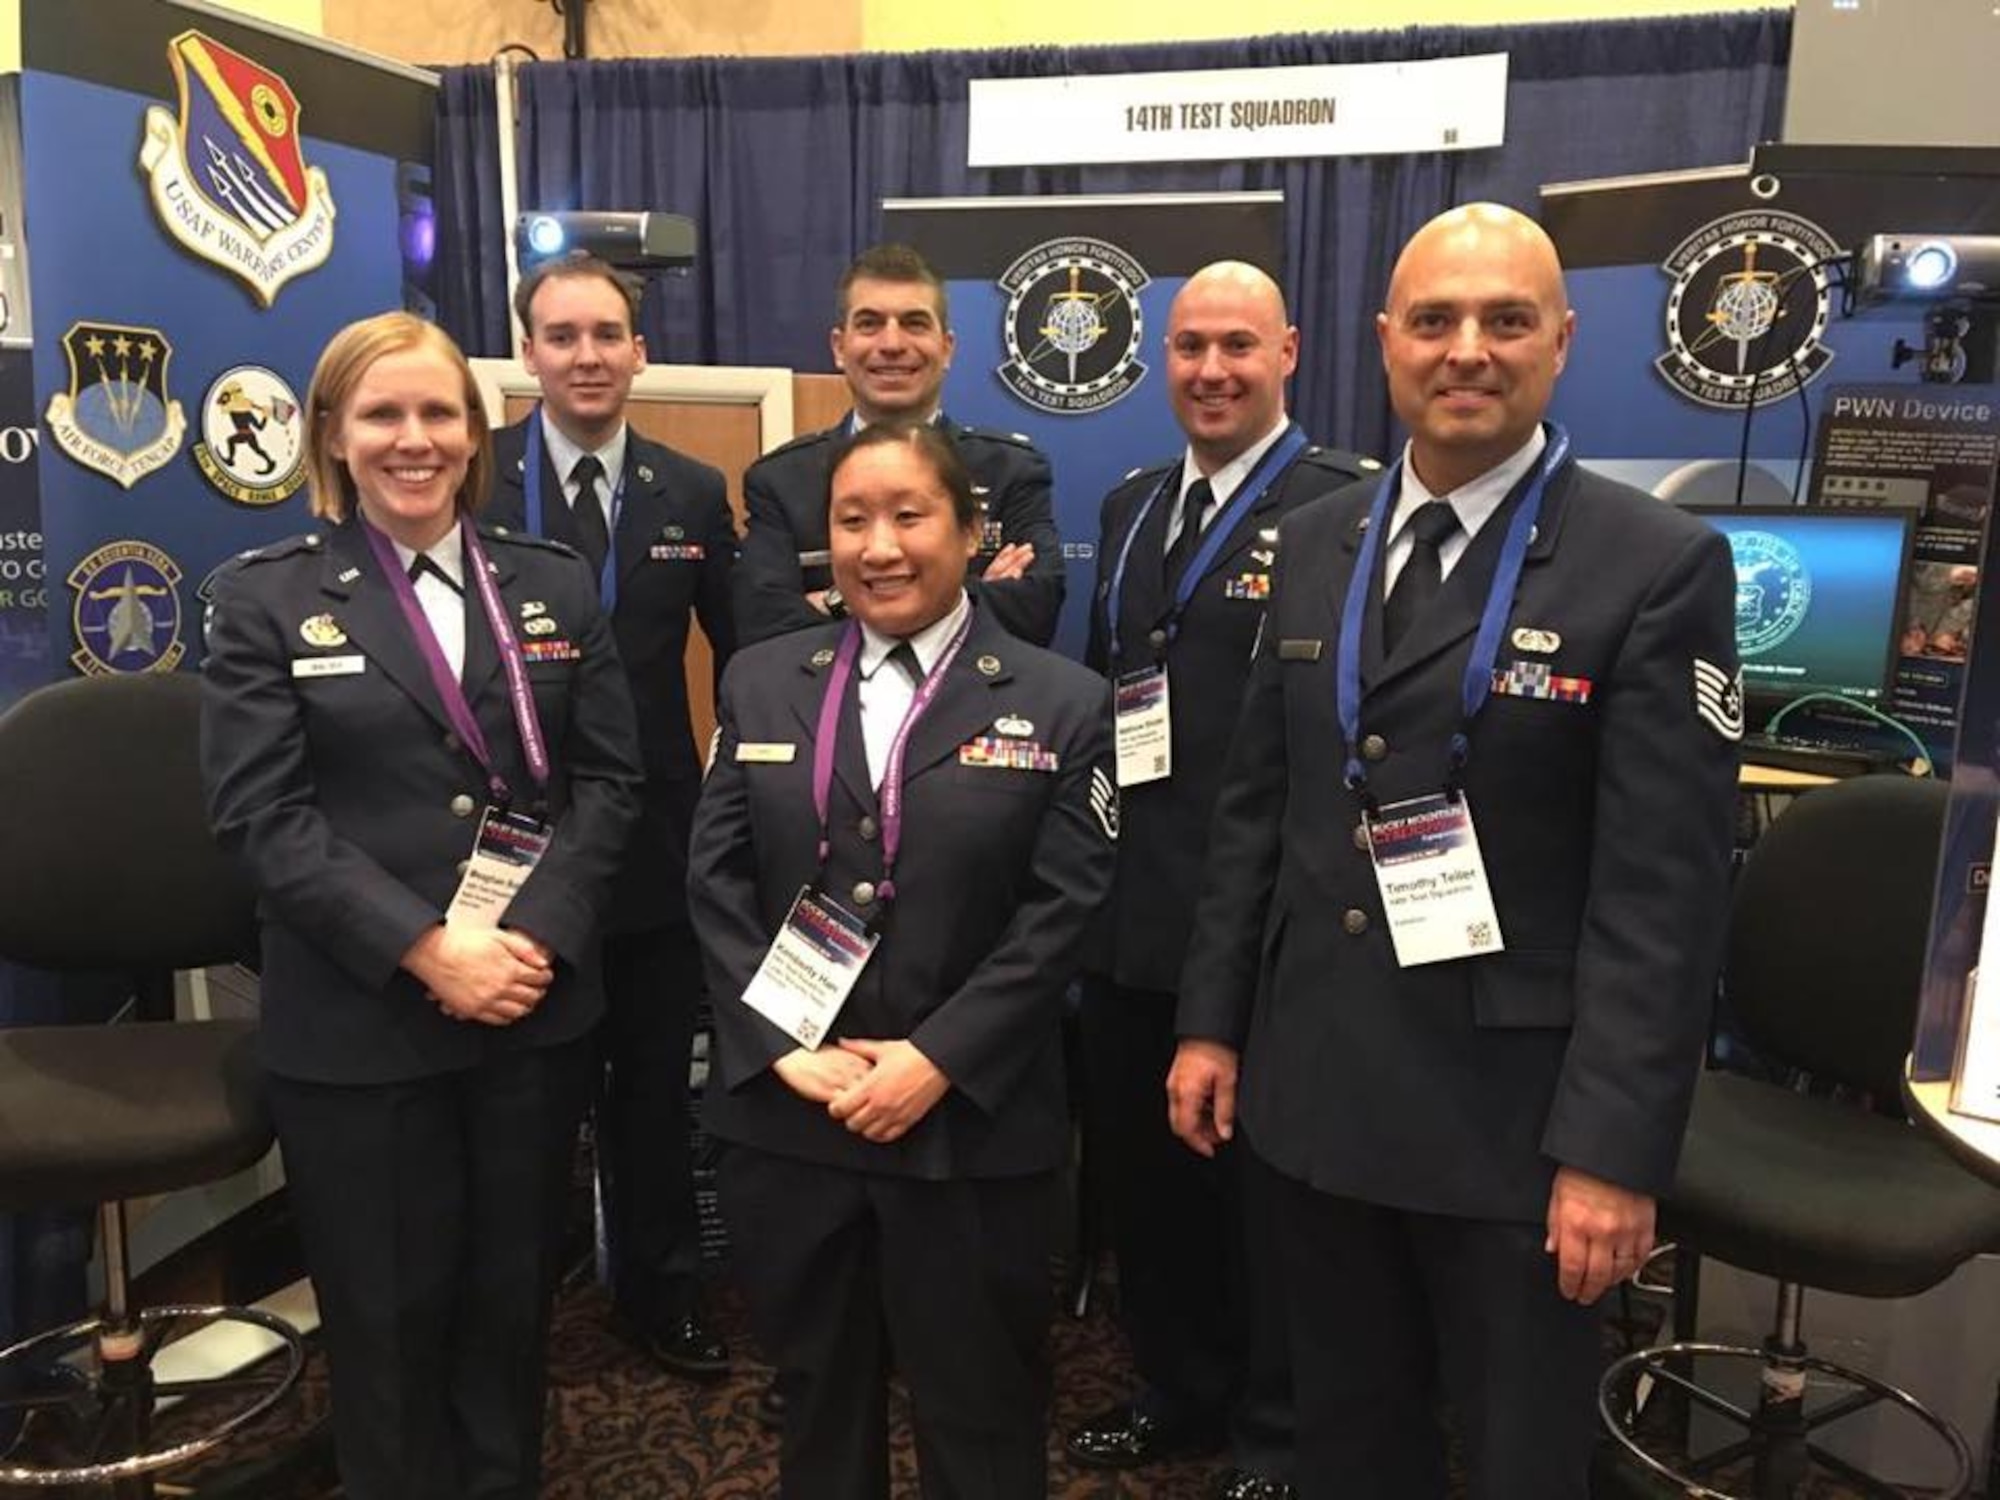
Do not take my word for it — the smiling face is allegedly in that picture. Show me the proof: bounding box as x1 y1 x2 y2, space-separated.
521 271 646 447
1378 205 1574 496
328 345 475 551
827 436 979 639
1166 263 1299 473
830 276 955 425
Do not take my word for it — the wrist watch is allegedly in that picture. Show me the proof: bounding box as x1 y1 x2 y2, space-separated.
823 586 847 618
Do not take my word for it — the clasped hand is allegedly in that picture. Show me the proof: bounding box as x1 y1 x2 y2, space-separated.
403 925 553 1026
772 1037 950 1143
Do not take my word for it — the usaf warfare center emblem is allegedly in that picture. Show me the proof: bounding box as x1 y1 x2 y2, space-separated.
1725 528 1812 657
194 365 305 505
996 237 1149 415
69 540 185 676
44 321 187 489
1657 210 1840 410
139 31 338 306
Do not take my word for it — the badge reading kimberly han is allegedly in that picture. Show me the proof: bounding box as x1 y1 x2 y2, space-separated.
1363 793 1504 968
139 31 337 306
44 323 187 488
194 366 304 505
69 540 185 675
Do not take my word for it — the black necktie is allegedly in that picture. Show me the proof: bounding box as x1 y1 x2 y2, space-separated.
569 454 611 577
1384 501 1460 653
406 554 462 596
1163 477 1216 593
886 641 925 689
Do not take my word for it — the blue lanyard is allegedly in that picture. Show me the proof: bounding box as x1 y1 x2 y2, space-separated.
524 407 629 611
1335 424 1571 801
1105 422 1309 662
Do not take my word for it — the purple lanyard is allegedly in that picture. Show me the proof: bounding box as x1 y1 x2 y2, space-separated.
360 515 551 806
810 610 973 905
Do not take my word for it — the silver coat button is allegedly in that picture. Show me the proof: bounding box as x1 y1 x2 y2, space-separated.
851 881 876 907
858 815 879 842
450 794 476 818
1361 734 1388 762
1353 821 1371 852
1342 908 1369 936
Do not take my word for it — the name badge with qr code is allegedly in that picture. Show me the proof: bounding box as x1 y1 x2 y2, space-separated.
1114 666 1171 787
445 808 552 929
1363 793 1505 967
740 886 879 1048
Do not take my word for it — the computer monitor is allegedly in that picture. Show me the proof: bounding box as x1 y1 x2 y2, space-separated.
1682 504 1917 727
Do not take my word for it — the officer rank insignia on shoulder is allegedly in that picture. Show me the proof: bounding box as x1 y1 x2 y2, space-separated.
139 31 337 305
45 322 187 488
194 365 305 505
69 540 184 675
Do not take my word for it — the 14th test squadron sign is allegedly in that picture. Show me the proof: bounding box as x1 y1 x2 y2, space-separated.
967 55 1508 168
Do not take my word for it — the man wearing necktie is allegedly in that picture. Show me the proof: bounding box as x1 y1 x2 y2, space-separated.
1072 263 1377 1500
733 244 1065 647
1166 207 1741 1499
489 252 739 1379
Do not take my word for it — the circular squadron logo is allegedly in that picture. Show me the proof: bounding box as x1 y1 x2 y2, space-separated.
69 539 185 675
1656 210 1841 409
1725 529 1811 656
996 237 1149 415
194 365 305 505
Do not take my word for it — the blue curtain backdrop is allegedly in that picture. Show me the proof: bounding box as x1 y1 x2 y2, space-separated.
436 10 1789 459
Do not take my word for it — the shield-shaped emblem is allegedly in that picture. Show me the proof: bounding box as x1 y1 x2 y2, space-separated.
43 322 187 488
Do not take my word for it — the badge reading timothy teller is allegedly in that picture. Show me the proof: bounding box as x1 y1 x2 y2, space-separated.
44 322 187 488
139 31 337 306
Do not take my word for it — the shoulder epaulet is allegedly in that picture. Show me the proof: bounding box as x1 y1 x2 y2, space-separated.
953 424 1039 453
480 524 581 559
1117 459 1177 488
198 531 324 600
754 427 838 466
1299 446 1384 481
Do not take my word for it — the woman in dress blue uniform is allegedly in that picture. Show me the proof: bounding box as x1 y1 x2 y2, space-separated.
690 422 1118 1500
200 312 642 1500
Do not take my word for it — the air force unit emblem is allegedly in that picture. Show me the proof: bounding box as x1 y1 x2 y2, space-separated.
69 540 185 675
194 365 305 505
996 236 1149 416
44 322 187 488
139 31 337 305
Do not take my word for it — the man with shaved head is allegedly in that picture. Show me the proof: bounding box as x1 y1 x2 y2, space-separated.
1069 261 1377 1500
1168 207 1741 1497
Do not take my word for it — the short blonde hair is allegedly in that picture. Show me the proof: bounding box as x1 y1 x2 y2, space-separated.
304 312 493 524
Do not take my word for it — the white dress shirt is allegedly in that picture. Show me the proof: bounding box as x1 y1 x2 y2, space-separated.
1165 416 1293 553
855 590 971 789
1382 428 1548 599
538 411 627 528
391 525 467 680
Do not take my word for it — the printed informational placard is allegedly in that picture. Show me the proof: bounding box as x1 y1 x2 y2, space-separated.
1364 793 1505 968
1808 385 2000 758
740 887 879 1050
967 55 1508 168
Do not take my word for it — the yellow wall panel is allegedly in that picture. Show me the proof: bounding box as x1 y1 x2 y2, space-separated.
321 0 858 66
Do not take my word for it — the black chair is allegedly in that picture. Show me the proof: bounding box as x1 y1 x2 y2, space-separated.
0 673 302 1494
1601 774 2000 1499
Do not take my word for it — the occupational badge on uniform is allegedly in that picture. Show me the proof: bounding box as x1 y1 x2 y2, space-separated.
520 600 547 618
1693 657 1745 742
44 321 187 488
810 647 836 668
637 464 655 484
68 540 184 675
1490 660 1593 704
193 365 304 505
523 616 559 637
520 638 581 663
976 654 1002 677
1250 548 1275 567
959 736 1059 772
1510 626 1562 654
994 715 1034 738
1090 765 1120 841
1223 573 1271 601
139 31 337 305
298 612 346 648
337 566 361 584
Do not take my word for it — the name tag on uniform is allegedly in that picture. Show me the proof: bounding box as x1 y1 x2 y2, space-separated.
292 654 365 678
445 808 552 929
736 741 798 764
1115 666 1171 786
741 886 879 1049
1363 793 1505 967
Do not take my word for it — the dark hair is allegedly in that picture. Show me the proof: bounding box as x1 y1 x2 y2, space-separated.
514 251 642 335
834 244 949 329
827 422 979 530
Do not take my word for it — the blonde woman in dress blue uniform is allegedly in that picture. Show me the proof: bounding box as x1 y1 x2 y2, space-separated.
200 312 642 1500
691 422 1117 1499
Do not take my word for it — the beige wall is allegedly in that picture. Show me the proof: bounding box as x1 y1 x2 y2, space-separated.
0 0 324 72
321 0 858 66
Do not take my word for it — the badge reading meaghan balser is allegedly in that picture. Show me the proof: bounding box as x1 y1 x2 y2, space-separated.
44 322 187 489
69 540 185 675
138 31 337 306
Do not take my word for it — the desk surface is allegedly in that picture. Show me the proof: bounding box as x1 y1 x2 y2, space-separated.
1904 1065 2000 1188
